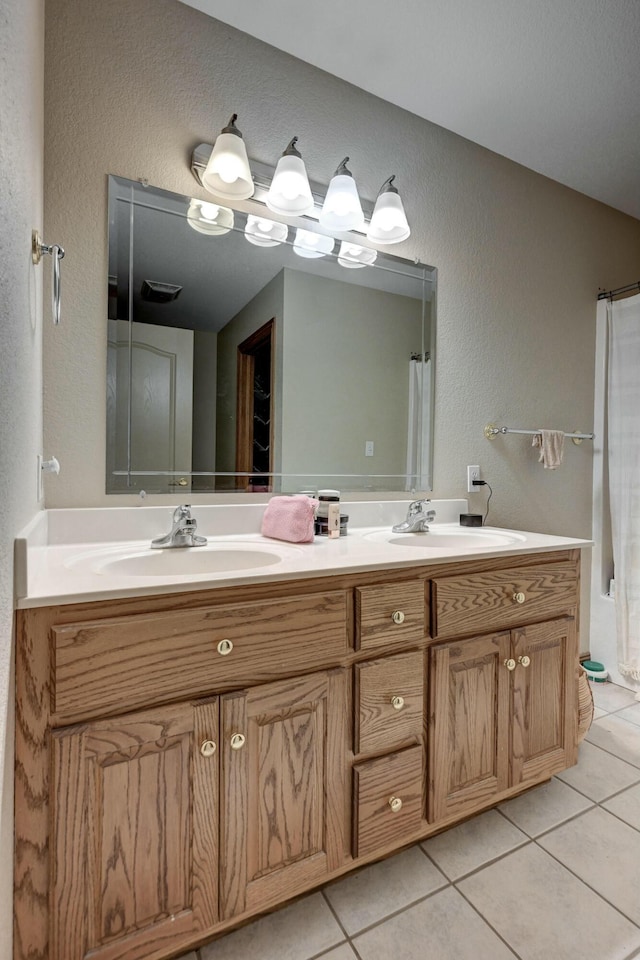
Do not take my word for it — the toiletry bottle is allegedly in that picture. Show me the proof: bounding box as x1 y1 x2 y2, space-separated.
317 490 341 539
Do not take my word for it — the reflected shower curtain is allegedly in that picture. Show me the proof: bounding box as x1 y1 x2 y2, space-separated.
406 357 431 490
608 294 640 680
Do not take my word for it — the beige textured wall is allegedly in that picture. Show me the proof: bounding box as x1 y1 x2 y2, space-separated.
0 0 45 952
43 2 640 544
281 271 422 478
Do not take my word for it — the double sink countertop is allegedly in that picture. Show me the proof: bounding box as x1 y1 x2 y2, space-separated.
15 500 593 609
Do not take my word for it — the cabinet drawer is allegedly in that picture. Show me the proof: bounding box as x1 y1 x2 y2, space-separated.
51 591 348 720
355 580 425 652
353 744 424 858
354 650 424 755
432 562 578 639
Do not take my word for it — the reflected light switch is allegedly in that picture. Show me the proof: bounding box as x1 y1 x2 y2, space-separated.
365 440 374 457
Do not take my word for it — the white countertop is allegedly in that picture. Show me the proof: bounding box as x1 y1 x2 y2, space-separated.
15 501 593 609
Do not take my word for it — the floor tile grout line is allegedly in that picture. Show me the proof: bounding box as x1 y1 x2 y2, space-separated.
322 872 452 941
320 887 352 942
532 830 640 931
583 733 640 771
451 881 523 959
420 835 532 885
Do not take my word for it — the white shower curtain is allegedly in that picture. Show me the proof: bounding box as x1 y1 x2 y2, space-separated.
608 294 640 680
406 358 431 490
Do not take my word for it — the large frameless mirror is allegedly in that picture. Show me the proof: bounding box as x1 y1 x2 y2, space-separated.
106 175 436 494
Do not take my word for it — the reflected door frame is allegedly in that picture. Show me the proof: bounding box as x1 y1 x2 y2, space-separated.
236 319 274 491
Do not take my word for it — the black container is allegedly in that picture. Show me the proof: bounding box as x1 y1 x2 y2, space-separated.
315 514 349 537
460 513 483 527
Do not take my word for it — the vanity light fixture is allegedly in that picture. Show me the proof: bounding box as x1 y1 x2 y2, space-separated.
265 137 314 216
244 215 288 247
201 114 254 200
319 157 365 232
366 176 410 244
186 199 234 235
337 241 378 269
293 228 334 259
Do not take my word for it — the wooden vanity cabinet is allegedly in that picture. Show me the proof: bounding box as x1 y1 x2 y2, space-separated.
15 549 582 960
50 701 219 960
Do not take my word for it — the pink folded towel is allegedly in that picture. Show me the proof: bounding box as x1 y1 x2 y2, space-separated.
532 429 565 469
261 495 318 543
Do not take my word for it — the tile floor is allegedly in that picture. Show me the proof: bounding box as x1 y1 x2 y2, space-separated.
180 682 640 960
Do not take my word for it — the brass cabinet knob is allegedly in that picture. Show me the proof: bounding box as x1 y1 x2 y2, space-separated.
518 655 531 668
217 639 233 656
391 610 405 625
513 591 526 604
391 695 405 711
200 739 217 757
388 796 403 813
504 658 517 671
230 733 246 750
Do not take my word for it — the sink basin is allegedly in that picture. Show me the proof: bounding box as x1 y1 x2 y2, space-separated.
365 526 527 550
65 541 298 578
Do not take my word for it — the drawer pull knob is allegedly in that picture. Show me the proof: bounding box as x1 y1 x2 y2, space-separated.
230 733 246 750
504 658 516 671
391 610 405 625
391 695 405 711
217 639 234 656
388 796 403 813
513 591 526 604
518 655 531 668
200 739 217 757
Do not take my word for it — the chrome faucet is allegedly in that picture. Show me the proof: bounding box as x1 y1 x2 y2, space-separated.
151 505 207 549
392 499 436 533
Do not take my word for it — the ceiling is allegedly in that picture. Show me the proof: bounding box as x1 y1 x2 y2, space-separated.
179 0 640 220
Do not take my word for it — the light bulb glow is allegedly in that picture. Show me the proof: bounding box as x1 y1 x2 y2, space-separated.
320 174 364 231
367 189 410 244
293 228 334 259
266 155 314 216
202 131 254 200
199 202 220 221
245 215 288 247
186 199 234 236
337 241 377 269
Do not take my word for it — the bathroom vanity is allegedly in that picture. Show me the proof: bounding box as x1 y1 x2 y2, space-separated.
13 509 589 960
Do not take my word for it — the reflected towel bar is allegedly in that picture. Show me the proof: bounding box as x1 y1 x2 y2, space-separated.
484 425 594 445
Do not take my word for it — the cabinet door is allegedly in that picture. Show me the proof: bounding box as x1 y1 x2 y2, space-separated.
220 669 348 920
511 617 578 785
429 632 511 822
51 701 218 960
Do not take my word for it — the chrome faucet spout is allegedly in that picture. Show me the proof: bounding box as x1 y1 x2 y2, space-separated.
392 499 437 533
151 505 207 548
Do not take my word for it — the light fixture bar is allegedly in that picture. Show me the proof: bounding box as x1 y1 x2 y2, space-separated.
190 142 375 224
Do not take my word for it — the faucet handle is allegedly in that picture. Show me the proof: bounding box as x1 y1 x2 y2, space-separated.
173 504 192 522
408 498 430 516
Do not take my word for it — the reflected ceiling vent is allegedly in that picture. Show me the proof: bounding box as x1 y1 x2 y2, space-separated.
141 280 183 303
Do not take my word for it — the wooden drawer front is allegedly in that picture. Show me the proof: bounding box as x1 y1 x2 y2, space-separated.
355 651 424 755
432 562 578 639
355 580 425 652
353 744 424 858
52 591 348 720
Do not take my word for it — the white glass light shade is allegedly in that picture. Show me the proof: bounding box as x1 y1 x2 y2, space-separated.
266 155 314 216
320 173 364 232
187 200 234 236
202 133 254 199
244 215 288 247
293 228 334 259
337 241 378 269
366 190 410 244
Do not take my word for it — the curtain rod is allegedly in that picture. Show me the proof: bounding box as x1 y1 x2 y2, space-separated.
597 280 640 300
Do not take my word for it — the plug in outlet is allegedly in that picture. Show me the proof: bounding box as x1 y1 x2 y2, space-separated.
467 465 480 493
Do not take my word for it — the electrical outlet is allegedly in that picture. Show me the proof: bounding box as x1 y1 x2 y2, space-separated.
467 465 480 492
365 440 374 457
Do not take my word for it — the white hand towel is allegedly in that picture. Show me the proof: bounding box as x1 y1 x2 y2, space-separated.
532 429 565 469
